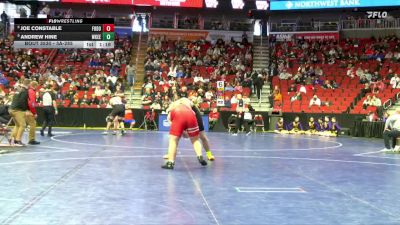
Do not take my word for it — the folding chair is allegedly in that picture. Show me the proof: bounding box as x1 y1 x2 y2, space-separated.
0 118 13 145
227 114 238 134
253 114 265 132
140 110 158 131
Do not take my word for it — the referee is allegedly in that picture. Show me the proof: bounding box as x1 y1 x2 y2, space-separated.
40 85 58 137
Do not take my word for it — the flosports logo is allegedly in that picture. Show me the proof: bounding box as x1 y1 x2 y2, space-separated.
366 11 388 19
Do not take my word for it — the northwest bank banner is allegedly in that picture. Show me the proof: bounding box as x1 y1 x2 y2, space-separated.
270 0 400 10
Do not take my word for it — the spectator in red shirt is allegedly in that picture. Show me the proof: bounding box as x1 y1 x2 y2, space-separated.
209 108 220 130
27 80 40 145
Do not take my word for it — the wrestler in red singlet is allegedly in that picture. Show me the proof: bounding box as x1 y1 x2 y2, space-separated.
169 104 199 138
162 99 207 169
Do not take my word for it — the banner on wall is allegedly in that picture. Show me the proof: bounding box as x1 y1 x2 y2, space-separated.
149 28 208 41
207 30 253 43
270 32 339 41
149 28 253 42
158 114 209 131
271 33 294 42
295 32 339 40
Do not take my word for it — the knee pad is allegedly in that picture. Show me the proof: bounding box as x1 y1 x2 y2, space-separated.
106 116 114 123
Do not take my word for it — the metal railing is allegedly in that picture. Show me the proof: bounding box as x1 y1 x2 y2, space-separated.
90 9 96 18
270 18 400 32
65 8 72 18
383 99 392 110
269 21 339 32
341 18 400 30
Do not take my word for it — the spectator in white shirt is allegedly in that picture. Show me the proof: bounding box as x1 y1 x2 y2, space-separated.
371 95 382 107
356 67 364 77
363 95 372 109
106 74 118 86
194 74 204 83
167 64 177 78
390 74 400 89
309 95 321 107
205 90 214 101
279 70 292 80
94 85 105 97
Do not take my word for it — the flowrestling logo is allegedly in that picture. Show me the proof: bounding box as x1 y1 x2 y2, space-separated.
366 11 388 19
271 0 400 10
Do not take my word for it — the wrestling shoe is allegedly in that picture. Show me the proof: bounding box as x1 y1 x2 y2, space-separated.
197 156 207 166
206 151 215 161
28 140 40 145
13 141 25 147
161 161 174 169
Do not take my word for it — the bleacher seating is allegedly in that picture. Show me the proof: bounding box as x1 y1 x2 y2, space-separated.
142 36 254 111
271 37 400 115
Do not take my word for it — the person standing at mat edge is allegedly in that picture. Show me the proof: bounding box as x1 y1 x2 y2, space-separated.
9 79 31 146
26 81 40 145
40 85 58 137
383 108 400 152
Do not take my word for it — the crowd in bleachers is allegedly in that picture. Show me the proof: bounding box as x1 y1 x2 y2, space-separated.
270 36 400 116
141 35 261 112
0 35 132 108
